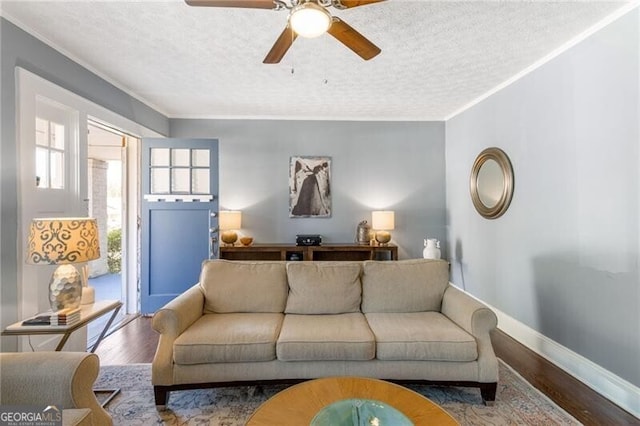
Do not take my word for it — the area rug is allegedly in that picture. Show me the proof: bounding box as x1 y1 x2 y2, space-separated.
95 360 580 425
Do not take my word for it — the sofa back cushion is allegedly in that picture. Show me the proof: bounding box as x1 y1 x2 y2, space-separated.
285 262 362 314
361 259 449 313
200 260 288 313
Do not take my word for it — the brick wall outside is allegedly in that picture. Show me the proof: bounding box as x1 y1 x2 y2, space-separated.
88 158 109 277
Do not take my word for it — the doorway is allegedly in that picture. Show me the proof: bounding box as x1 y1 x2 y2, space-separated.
86 121 138 346
15 68 159 353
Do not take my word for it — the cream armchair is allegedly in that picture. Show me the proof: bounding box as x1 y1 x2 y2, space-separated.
0 352 112 426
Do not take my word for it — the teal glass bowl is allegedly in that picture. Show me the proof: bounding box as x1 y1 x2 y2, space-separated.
310 398 413 426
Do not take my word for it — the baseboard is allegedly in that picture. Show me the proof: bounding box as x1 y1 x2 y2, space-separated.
470 297 639 418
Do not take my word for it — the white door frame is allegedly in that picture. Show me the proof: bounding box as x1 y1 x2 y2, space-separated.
16 68 161 334
87 119 141 316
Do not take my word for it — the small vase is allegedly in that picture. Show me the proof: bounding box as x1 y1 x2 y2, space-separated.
423 238 441 260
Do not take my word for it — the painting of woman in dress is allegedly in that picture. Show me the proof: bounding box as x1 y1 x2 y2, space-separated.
289 156 331 218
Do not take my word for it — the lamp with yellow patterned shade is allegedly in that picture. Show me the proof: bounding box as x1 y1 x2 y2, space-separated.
26 218 100 311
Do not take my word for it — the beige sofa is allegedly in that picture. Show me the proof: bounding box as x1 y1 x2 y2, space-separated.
152 259 498 407
0 352 113 426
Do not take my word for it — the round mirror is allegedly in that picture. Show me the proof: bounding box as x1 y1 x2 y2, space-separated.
476 159 503 208
470 147 514 219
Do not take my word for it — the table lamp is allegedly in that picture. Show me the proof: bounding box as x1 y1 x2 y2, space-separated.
26 217 101 311
371 210 395 246
219 210 242 246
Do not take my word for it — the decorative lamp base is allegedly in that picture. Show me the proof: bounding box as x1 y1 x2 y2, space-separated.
81 285 95 305
49 264 82 311
375 230 391 246
221 230 238 246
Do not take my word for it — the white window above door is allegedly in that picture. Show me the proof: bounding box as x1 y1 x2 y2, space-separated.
35 102 70 190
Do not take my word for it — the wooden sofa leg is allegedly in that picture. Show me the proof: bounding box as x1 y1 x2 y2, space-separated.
154 386 169 409
480 382 497 406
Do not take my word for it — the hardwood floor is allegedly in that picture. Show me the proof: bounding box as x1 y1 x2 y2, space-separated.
96 317 639 425
491 330 638 425
97 315 158 365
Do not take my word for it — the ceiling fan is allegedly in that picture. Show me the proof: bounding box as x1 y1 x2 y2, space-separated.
184 0 386 64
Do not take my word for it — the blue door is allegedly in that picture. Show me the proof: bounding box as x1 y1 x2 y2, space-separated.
140 138 219 314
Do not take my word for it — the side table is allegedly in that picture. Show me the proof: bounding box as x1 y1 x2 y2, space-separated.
2 299 123 407
2 299 123 352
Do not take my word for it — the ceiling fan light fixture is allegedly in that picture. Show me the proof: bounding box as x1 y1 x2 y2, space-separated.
289 2 332 38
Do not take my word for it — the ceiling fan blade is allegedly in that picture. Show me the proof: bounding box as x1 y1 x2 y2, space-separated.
337 0 386 8
327 17 380 60
263 26 298 64
185 0 277 9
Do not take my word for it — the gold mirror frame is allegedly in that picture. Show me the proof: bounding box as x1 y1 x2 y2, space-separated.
470 147 514 219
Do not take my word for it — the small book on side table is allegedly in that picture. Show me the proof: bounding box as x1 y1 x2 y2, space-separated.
21 317 52 326
21 307 81 326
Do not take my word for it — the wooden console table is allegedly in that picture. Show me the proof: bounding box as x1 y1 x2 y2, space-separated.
220 243 397 262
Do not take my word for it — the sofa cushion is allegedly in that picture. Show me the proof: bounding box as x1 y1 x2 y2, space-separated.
277 313 375 361
200 260 288 313
173 313 283 364
361 259 449 313
285 262 362 314
365 312 478 361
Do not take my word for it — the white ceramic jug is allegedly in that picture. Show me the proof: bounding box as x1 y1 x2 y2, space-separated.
423 238 441 259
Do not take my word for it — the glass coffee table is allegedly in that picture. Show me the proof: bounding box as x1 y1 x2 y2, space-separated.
246 376 459 426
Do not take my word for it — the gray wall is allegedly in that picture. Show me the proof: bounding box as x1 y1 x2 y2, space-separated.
0 18 169 350
170 119 446 260
445 10 639 386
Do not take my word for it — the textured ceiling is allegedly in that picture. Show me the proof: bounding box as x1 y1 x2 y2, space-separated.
0 0 634 120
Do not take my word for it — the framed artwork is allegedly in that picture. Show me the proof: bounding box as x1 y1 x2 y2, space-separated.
289 156 331 218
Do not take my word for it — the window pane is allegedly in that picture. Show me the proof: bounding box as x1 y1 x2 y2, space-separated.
36 147 49 188
150 168 170 194
150 148 170 166
172 149 190 167
50 150 64 189
50 122 65 150
192 169 210 194
192 149 209 167
36 118 49 147
171 168 190 193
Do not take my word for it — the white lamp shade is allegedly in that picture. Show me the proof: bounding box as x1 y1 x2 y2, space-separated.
219 210 242 230
289 3 332 38
371 211 395 230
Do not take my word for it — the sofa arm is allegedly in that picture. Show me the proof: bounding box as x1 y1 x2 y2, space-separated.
152 284 204 337
442 285 497 336
441 285 498 383
0 352 112 426
151 283 204 386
